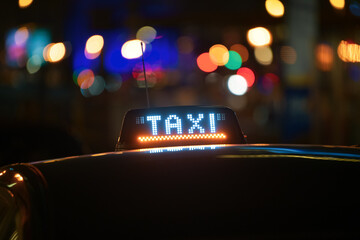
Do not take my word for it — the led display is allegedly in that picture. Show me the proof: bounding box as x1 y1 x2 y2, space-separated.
116 106 246 150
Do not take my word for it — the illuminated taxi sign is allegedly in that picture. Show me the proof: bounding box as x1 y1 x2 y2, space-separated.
116 106 246 150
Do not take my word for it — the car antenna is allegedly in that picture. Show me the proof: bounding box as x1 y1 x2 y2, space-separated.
140 41 150 108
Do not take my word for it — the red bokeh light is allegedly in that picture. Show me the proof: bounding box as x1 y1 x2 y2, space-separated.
236 67 255 87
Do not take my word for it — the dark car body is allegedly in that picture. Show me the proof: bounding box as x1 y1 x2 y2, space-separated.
1 144 360 239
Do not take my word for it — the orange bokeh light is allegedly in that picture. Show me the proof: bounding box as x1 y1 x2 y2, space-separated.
330 0 345 10
43 43 66 63
77 69 95 89
337 40 360 63
197 52 218 72
19 0 33 8
265 0 285 17
209 44 229 66
49 43 66 62
138 133 226 142
43 43 54 62
316 44 334 71
230 44 249 62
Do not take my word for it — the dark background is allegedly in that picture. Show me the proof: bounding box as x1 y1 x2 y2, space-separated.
1 0 360 165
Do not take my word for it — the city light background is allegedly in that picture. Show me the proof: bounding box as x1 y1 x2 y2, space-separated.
1 0 360 164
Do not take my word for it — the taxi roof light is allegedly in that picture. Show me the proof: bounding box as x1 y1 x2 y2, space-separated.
116 106 246 150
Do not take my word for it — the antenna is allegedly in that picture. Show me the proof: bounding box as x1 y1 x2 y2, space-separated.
140 42 150 108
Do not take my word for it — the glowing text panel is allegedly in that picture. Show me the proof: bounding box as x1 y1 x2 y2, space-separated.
136 113 226 136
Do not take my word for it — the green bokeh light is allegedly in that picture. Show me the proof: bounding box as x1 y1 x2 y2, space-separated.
225 51 242 70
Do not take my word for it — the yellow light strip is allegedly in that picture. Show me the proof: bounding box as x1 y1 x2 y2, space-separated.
138 133 226 142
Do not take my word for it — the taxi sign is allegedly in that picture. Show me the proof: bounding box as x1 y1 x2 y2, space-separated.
116 106 246 150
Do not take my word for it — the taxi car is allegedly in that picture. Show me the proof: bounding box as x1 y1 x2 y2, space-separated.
1 106 360 239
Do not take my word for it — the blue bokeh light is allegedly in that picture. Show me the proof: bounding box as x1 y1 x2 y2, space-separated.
27 29 51 59
350 1 360 16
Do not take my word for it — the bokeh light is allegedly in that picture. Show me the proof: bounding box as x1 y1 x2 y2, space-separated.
230 44 249 62
8 45 26 61
106 74 123 92
88 76 105 96
177 36 194 54
121 39 146 59
136 26 157 43
265 0 285 17
316 43 334 71
6 29 17 47
14 27 29 46
6 32 27 68
209 44 229 66
137 73 157 88
280 46 297 64
77 69 95 89
330 0 345 10
85 50 101 60
47 43 66 63
237 67 256 87
197 52 218 72
259 73 279 94
6 29 27 67
132 62 153 80
227 75 248 96
26 55 42 74
43 43 53 62
19 0 33 8
247 27 272 47
349 2 360 16
225 51 242 70
337 40 360 62
27 29 51 63
254 46 273 65
85 35 104 59
80 88 92 97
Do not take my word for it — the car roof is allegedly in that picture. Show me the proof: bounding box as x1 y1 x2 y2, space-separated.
31 143 360 168
23 144 360 239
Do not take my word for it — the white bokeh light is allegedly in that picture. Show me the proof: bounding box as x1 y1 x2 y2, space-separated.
136 26 157 43
247 27 272 47
227 75 248 96
121 39 146 59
